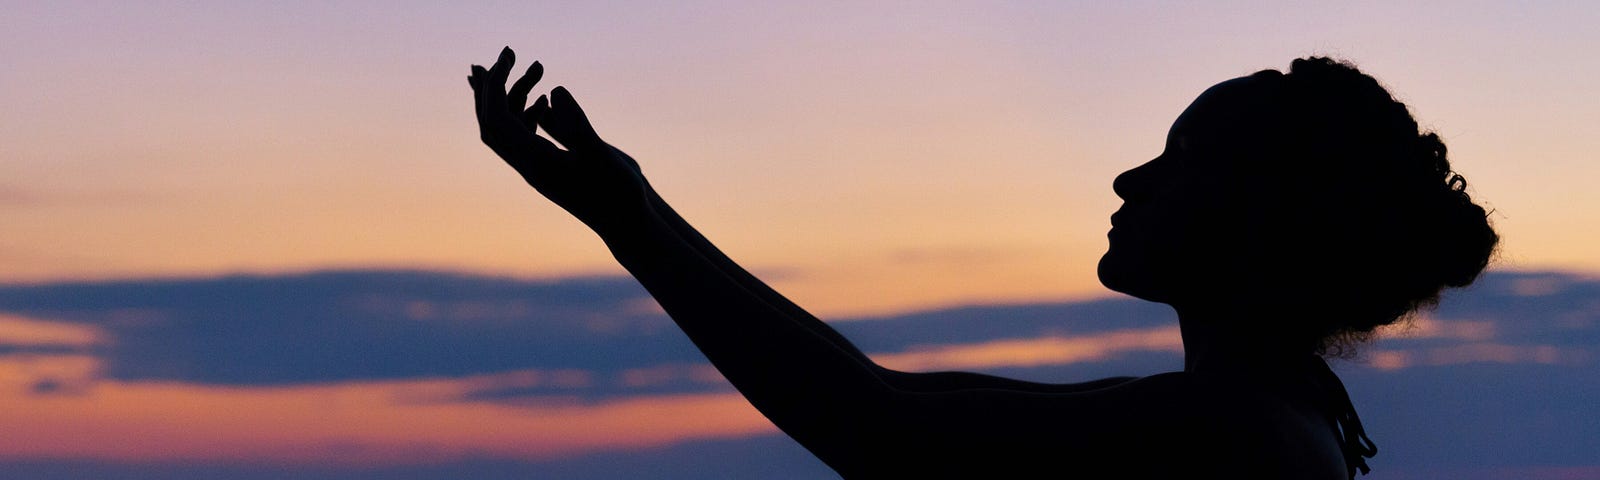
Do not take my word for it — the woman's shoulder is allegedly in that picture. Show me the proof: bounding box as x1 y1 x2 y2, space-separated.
841 370 1347 478
1039 370 1346 474
884 371 1271 450
1176 370 1351 479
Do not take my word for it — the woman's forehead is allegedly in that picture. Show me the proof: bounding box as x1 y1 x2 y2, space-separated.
1169 76 1278 139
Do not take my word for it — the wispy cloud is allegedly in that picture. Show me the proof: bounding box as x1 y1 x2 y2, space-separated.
1377 315 1497 342
0 313 105 347
3 269 1594 392
872 326 1182 371
0 355 770 465
1365 343 1591 371
0 271 696 388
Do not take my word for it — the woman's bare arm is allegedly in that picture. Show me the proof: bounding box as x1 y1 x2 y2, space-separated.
471 49 911 453
637 176 1137 396
473 48 1135 397
469 48 1179 476
623 133 1136 395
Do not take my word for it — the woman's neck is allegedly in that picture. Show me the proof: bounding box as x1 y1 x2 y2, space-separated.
1175 304 1315 376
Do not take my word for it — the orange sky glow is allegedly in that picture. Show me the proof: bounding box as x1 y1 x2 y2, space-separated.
5 1 1599 316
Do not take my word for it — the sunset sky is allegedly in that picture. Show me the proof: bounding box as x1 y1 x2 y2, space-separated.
3 1 1598 478
6 1 1599 314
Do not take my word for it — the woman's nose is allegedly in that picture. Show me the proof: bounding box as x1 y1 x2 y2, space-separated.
1113 160 1155 201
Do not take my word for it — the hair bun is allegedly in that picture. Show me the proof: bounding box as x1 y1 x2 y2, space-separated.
1432 183 1497 287
1260 57 1501 356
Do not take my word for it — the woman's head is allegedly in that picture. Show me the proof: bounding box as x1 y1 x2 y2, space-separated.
1099 57 1499 355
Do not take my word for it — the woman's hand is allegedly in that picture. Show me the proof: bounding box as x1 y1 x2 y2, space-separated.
470 47 649 231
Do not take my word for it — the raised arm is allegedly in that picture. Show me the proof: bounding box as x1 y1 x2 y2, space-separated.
624 151 1137 397
470 49 913 456
468 48 1180 476
639 179 1137 394
471 48 1134 396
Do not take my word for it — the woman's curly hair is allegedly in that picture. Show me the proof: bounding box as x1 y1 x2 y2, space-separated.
1243 57 1499 357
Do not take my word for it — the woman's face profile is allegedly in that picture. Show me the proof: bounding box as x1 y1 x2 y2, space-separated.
1098 77 1275 304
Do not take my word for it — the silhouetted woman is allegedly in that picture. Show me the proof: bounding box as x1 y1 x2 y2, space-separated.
469 49 1497 479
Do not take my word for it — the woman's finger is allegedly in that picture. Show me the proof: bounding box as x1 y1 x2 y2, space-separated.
507 61 544 114
471 65 492 129
487 47 514 93
474 50 512 118
524 94 549 130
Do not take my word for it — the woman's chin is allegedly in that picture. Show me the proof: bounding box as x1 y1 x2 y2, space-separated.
1097 252 1170 303
1097 253 1137 295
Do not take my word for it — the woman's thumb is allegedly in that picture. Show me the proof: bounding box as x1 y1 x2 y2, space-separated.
543 86 604 151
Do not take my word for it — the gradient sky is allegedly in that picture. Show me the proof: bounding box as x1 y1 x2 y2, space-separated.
2 2 1599 478
5 0 1598 316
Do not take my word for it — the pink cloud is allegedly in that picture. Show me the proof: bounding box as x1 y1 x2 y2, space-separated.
870 326 1183 371
1365 343 1591 371
0 313 106 347
0 357 772 466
